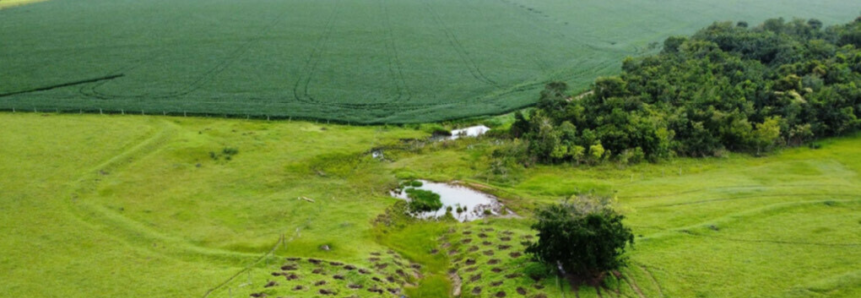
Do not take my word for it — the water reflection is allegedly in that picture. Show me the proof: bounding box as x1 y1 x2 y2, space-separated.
391 180 509 222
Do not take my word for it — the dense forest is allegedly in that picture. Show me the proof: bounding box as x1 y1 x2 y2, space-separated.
512 16 861 164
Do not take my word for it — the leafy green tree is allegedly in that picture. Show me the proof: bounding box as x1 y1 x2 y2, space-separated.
570 145 586 165
593 76 627 100
752 116 783 155
525 200 634 279
808 19 823 31
589 143 605 164
662 36 687 53
515 16 861 164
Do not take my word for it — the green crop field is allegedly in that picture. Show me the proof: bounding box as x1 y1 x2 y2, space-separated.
2 112 859 297
1 0 859 123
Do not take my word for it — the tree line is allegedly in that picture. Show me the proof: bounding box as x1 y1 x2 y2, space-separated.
511 16 861 164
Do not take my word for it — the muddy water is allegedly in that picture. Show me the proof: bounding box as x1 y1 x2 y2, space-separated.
391 180 508 222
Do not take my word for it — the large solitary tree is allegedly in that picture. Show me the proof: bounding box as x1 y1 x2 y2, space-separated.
525 197 634 282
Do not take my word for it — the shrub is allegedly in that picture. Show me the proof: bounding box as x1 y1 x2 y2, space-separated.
405 189 442 213
222 147 239 156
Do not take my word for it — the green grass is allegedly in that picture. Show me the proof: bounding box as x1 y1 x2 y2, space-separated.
0 113 427 297
1 0 859 123
390 132 861 297
2 112 861 297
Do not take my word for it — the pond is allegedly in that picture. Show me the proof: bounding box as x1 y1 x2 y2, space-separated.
449 125 491 140
431 125 491 141
390 180 510 222
372 125 492 159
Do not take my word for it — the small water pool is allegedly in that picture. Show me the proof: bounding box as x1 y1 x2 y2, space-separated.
431 125 491 141
449 125 490 140
391 180 509 222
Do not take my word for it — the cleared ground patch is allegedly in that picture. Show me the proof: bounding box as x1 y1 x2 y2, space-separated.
1 0 859 123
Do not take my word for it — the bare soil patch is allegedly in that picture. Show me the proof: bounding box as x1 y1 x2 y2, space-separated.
517 287 527 295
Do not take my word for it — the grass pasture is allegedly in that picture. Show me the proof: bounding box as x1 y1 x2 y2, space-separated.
1 112 860 297
391 130 861 297
1 0 859 123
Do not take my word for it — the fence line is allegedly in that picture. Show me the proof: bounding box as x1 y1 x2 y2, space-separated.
201 234 285 298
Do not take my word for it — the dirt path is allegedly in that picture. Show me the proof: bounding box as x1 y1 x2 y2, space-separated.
568 90 594 102
449 272 462 297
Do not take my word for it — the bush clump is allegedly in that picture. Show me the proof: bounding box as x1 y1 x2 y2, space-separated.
210 147 239 161
405 189 443 213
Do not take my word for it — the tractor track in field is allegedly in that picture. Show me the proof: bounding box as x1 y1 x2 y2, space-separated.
685 232 861 248
452 0 571 106
65 0 543 115
84 6 291 100
638 198 861 246
378 0 412 104
0 74 123 98
491 0 567 41
60 120 271 271
620 184 851 200
419 0 499 87
293 4 340 105
488 0 624 57
284 2 429 110
641 192 861 208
